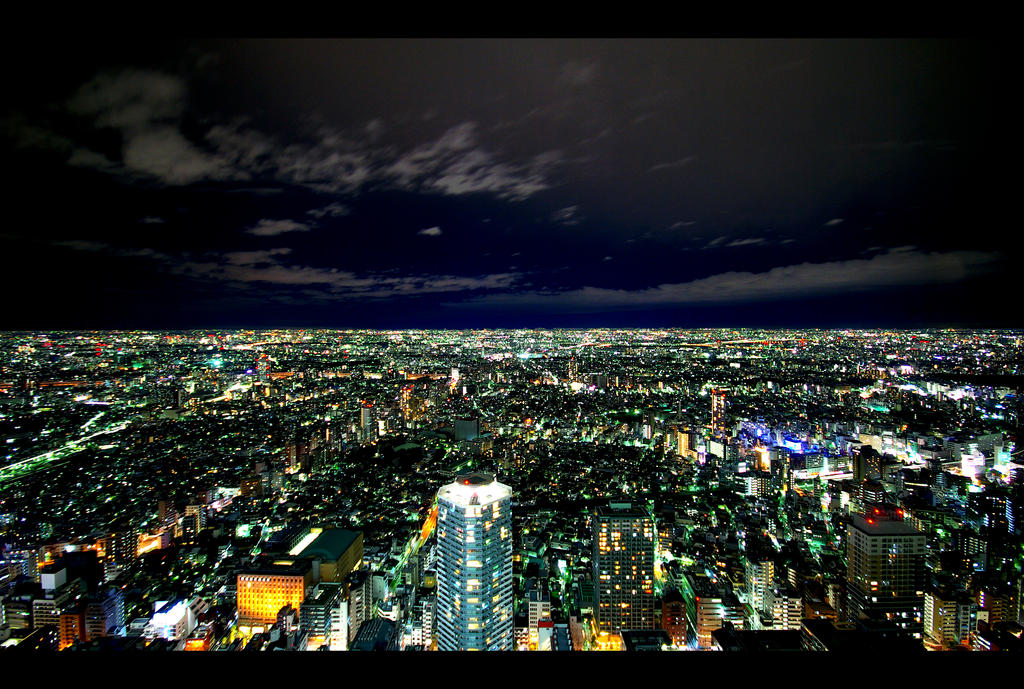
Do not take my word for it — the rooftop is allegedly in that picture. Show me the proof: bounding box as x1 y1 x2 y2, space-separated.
438 473 512 508
297 529 362 562
849 514 923 536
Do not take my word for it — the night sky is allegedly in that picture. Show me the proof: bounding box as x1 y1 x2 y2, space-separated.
2 39 1013 330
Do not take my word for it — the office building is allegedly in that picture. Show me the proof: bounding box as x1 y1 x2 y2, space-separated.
845 509 926 638
592 502 657 636
765 584 803 631
682 572 745 649
455 418 480 442
743 554 775 613
299 582 347 651
236 560 314 632
435 472 513 651
345 568 372 643
923 590 974 647
260 526 364 584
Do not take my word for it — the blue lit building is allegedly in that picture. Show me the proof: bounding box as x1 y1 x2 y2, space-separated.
435 473 513 651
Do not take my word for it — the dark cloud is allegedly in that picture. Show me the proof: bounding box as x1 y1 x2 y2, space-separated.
245 219 311 237
306 202 350 219
551 205 581 226
558 59 599 86
448 249 1002 313
1 39 1011 328
646 156 696 174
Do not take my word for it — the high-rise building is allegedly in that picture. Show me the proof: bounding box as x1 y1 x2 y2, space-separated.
360 403 378 442
59 606 87 650
845 509 926 638
710 388 727 435
742 471 773 498
435 472 513 651
299 582 347 651
661 588 687 647
83 599 108 640
592 502 657 637
454 418 480 442
527 589 551 648
743 554 775 614
681 572 745 649
184 504 206 532
923 590 974 647
765 584 803 631
852 445 882 482
345 569 372 643
676 429 694 458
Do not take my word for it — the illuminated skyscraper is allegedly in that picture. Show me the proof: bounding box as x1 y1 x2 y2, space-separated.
435 473 513 651
710 388 727 435
845 509 926 638
592 502 657 637
360 402 378 442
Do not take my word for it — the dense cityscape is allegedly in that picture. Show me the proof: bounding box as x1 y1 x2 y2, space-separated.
1 38 1014 655
1 328 1021 652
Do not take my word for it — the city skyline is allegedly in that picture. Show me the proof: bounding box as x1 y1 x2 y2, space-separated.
3 39 1012 330
1 327 1021 651
2 35 1021 654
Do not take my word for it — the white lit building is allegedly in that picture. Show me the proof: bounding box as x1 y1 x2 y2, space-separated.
435 473 513 651
144 597 207 641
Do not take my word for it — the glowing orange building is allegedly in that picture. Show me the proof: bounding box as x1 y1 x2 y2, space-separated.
237 560 313 631
184 624 215 651
59 608 86 650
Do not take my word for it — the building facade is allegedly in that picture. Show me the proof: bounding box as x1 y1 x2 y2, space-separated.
592 502 657 636
435 473 513 651
846 510 926 638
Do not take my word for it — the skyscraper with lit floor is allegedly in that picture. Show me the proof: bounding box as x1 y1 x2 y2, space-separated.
710 388 727 436
845 507 926 639
435 472 513 651
592 502 657 639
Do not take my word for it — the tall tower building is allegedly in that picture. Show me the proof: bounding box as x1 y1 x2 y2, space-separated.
359 402 378 442
710 388 727 435
845 509 926 638
435 473 513 651
743 554 775 614
592 502 657 637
